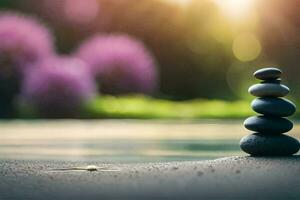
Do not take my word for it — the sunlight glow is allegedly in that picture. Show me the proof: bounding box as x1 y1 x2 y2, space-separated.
214 0 255 19
161 0 192 7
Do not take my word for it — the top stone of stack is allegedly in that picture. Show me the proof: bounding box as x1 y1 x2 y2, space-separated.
254 68 282 80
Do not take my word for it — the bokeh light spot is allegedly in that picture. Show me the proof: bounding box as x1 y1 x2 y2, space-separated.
64 0 99 24
232 33 261 62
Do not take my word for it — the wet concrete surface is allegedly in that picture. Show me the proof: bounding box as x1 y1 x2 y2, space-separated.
1 156 300 199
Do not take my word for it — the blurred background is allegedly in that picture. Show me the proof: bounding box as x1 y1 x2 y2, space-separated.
0 0 299 119
0 0 300 162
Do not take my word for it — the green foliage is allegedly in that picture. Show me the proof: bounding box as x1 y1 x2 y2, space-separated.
85 96 254 119
18 95 300 119
0 0 14 7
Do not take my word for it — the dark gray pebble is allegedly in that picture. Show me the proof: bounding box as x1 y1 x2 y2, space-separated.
240 133 300 156
251 97 296 117
254 68 281 80
248 83 289 97
244 116 293 134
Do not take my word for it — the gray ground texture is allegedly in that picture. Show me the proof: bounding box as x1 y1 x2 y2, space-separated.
1 156 300 200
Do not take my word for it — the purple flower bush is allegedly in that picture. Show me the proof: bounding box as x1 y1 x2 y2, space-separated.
0 11 160 118
0 12 54 118
21 57 97 118
0 12 54 72
41 0 100 26
75 34 158 95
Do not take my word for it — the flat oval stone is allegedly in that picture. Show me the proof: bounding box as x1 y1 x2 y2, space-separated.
251 97 296 117
254 68 281 80
248 83 289 97
240 133 300 156
244 116 293 134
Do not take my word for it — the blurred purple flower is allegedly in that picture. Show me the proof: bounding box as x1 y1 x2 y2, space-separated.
75 34 158 95
0 12 54 118
41 0 100 26
0 12 54 73
21 57 97 118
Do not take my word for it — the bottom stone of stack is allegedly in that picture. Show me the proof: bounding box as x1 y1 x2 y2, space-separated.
240 133 300 156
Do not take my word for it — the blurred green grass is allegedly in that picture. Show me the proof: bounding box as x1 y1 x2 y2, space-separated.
85 96 255 119
20 96 300 119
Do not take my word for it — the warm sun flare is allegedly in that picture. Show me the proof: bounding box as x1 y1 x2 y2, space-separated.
214 0 256 19
161 0 192 7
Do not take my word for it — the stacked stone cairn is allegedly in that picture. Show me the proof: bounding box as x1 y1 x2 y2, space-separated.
240 67 300 156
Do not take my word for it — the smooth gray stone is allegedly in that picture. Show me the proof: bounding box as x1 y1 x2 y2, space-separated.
251 97 296 117
244 116 293 134
248 83 289 97
254 68 281 80
240 133 300 156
